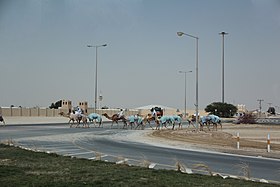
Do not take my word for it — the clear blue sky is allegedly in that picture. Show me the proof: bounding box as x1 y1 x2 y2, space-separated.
0 0 279 111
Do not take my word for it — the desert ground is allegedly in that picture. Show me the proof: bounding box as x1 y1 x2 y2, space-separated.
148 122 280 159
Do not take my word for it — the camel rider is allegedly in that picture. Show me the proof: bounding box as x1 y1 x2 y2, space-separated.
75 106 83 117
152 108 158 120
118 109 124 118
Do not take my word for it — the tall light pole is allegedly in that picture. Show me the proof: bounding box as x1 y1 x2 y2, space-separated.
177 31 199 130
179 70 192 118
257 99 264 117
219 31 228 103
87 44 107 113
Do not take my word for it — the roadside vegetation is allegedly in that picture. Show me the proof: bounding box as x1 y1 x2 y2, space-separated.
0 144 277 187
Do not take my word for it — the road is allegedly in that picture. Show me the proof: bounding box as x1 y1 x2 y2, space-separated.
0 123 279 183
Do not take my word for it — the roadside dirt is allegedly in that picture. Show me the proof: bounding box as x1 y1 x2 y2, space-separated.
149 123 280 159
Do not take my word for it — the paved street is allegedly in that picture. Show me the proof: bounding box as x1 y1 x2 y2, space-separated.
0 123 280 184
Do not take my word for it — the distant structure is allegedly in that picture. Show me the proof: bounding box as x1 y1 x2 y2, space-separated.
78 101 88 114
61 99 72 113
237 104 247 113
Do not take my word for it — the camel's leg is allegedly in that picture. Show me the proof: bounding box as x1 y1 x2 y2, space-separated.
69 119 73 128
76 120 80 128
148 121 154 130
199 123 203 131
122 121 127 129
214 123 217 131
112 121 118 129
172 122 175 130
99 121 103 128
205 123 209 131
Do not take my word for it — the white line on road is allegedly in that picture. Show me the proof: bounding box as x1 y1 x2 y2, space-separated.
149 163 157 168
66 151 94 156
88 154 108 160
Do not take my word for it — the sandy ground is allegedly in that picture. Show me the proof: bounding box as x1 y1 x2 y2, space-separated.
1 117 280 159
147 123 280 159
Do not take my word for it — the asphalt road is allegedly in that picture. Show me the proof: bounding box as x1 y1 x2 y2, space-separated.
0 123 279 183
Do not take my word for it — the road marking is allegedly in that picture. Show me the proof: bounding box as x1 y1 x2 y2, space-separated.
52 148 82 153
116 158 128 164
88 154 108 160
149 163 156 168
66 151 94 156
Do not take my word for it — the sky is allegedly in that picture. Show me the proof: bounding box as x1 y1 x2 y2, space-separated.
0 0 280 111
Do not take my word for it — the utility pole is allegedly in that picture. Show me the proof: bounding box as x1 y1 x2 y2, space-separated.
257 99 264 117
219 31 228 103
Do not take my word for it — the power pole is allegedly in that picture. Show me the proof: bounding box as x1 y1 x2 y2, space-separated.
257 99 264 117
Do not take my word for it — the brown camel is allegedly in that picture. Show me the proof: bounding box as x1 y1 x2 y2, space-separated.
142 114 159 130
0 115 6 127
102 113 127 128
58 111 87 128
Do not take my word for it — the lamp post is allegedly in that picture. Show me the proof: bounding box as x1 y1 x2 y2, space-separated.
177 31 199 130
219 31 228 103
87 44 107 113
179 70 192 118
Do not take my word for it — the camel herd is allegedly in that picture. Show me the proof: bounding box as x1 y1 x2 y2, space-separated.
59 111 222 131
0 112 221 131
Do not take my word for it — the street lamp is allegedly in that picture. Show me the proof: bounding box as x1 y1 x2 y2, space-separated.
179 70 192 118
219 31 228 103
177 31 199 130
87 44 107 113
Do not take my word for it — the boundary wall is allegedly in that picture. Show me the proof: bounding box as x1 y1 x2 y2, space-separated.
0 107 138 117
0 107 208 118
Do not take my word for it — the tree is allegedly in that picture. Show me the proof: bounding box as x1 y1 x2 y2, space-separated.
267 107 276 115
205 102 237 118
49 100 62 109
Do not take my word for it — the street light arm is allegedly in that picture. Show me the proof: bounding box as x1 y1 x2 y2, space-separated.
87 44 108 48
177 32 198 39
179 70 192 73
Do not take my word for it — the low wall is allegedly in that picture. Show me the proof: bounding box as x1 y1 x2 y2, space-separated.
0 107 206 118
0 107 139 117
256 118 280 124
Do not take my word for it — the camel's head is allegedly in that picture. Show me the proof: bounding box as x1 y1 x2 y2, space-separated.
102 113 107 116
58 112 64 116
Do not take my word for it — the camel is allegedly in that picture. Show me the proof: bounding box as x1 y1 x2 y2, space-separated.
102 113 127 128
58 111 87 128
172 114 183 130
126 115 141 130
0 115 6 127
134 115 145 130
158 116 174 130
208 114 222 131
199 115 222 131
142 114 160 130
88 113 103 128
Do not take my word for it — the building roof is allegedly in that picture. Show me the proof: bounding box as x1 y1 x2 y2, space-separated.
135 104 176 110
